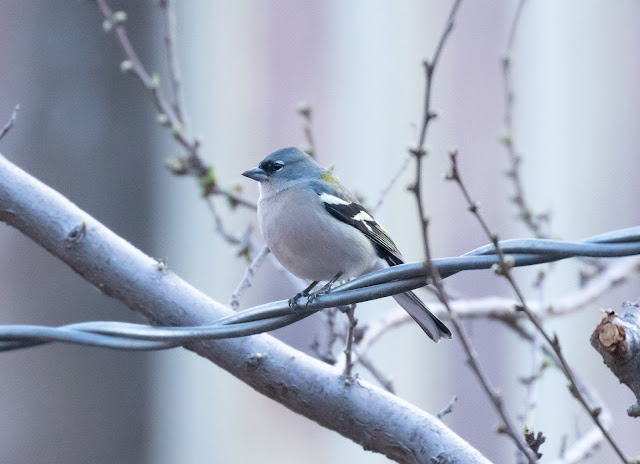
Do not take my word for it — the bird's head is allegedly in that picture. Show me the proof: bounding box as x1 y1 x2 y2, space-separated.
242 147 324 185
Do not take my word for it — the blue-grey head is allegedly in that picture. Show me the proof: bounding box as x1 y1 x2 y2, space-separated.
242 147 323 184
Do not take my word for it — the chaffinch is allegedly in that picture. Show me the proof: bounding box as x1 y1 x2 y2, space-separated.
243 147 451 342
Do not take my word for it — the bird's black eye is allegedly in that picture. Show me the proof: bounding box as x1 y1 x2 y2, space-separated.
273 160 284 171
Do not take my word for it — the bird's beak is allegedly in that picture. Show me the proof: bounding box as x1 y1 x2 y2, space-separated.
242 166 268 182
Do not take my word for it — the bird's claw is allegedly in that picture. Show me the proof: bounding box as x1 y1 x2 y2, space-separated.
288 288 324 311
288 292 305 310
289 274 341 311
306 292 319 305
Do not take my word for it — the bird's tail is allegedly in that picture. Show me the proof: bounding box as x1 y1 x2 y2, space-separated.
392 291 452 342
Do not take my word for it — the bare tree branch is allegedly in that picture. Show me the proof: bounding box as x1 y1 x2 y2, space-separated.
0 150 491 464
445 149 629 463
96 0 256 213
591 302 640 418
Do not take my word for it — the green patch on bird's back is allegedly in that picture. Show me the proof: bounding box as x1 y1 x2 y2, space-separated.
321 165 339 185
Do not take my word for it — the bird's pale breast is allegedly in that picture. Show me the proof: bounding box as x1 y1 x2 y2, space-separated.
258 185 378 281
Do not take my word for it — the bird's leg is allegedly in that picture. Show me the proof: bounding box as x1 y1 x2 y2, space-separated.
288 280 319 310
307 272 343 305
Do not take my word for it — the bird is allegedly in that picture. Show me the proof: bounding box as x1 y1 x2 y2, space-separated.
242 147 451 342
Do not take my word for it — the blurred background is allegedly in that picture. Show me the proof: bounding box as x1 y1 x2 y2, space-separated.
1 1 639 463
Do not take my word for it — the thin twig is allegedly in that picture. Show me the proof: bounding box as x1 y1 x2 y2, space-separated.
517 334 547 464
95 0 255 211
518 326 611 464
96 1 198 160
297 101 316 158
205 197 248 246
356 351 395 394
158 0 189 130
212 185 258 211
409 0 463 259
520 333 545 425
408 3 537 460
95 0 256 251
519 274 547 460
500 0 550 238
435 272 538 462
342 305 358 382
0 104 19 142
372 155 411 214
445 149 628 463
325 308 340 356
229 245 270 310
421 221 537 459
312 307 340 364
332 320 395 393
436 395 458 420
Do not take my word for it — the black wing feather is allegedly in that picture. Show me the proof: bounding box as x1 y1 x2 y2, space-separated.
321 197 404 266
310 179 452 341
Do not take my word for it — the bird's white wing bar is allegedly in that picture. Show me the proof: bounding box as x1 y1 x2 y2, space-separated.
319 192 350 205
317 189 403 265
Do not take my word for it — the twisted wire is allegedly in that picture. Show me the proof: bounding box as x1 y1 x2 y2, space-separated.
2 226 639 352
